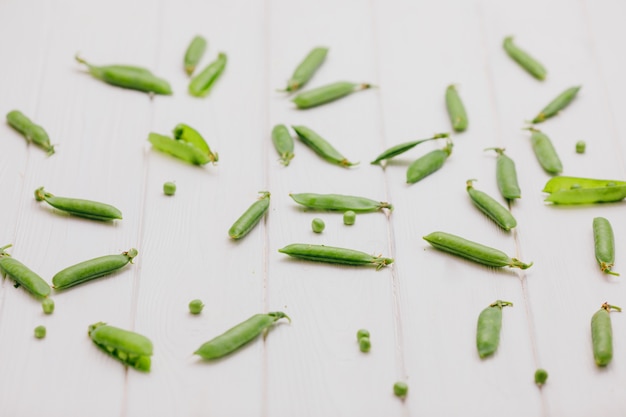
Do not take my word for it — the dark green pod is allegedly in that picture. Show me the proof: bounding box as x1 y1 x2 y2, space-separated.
271 124 294 166
593 217 618 276
445 85 468 132
591 303 621 367
370 133 449 165
52 249 138 290
184 35 207 76
289 193 392 212
278 243 393 270
6 110 55 155
466 180 517 231
532 86 581 124
189 52 227 97
148 132 211 165
502 36 547 81
35 187 122 221
0 245 50 298
292 81 372 109
228 192 270 240
89 322 153 372
476 300 513 358
486 148 521 200
406 141 453 184
527 128 562 175
283 47 328 92
173 124 218 163
292 125 357 167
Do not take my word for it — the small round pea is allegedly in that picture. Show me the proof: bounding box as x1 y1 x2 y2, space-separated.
576 141 586 154
189 299 204 314
359 337 371 353
343 210 356 225
311 218 325 233
34 325 46 339
41 298 55 314
534 369 548 386
163 182 176 196
356 329 370 340
393 381 408 398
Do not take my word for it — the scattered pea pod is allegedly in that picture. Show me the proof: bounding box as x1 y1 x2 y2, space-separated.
35 187 122 221
148 132 211 165
271 124 294 166
282 47 328 92
194 312 290 360
292 125 357 167
526 128 562 175
591 303 621 367
184 35 207 76
476 300 513 358
75 55 172 95
278 243 393 270
423 231 532 269
445 85 468 132
466 180 517 231
593 217 618 276
6 110 55 155
485 148 521 200
0 244 50 298
52 248 138 290
289 193 392 212
531 86 581 124
228 192 270 240
88 322 153 372
502 36 547 81
370 133 449 165
406 140 453 184
292 81 372 109
173 123 218 163
542 176 626 204
189 52 227 97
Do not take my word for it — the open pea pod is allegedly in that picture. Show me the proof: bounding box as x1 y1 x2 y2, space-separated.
88 322 153 372
543 176 626 193
543 176 626 204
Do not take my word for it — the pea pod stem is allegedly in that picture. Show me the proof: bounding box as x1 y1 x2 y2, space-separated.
370 133 449 165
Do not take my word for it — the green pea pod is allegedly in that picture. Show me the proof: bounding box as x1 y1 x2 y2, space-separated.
173 124 218 163
543 177 626 204
184 35 207 76
466 180 517 231
292 81 372 109
527 128 562 175
0 245 50 298
6 110 55 155
591 303 621 367
502 36 547 81
485 148 521 200
278 243 393 270
148 132 211 165
189 52 227 97
75 55 172 95
271 124 294 166
195 312 290 360
476 300 513 358
35 187 123 221
282 47 328 92
593 217 618 276
543 176 626 193
88 322 153 372
370 133 449 165
406 141 453 184
445 85 468 132
532 86 581 124
228 192 270 240
52 248 138 290
289 193 392 212
292 125 358 167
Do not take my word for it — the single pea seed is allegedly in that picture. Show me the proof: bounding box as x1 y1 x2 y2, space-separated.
359 337 371 353
534 369 548 386
576 141 586 154
42 298 55 314
163 182 176 196
343 210 356 225
189 299 204 314
34 325 46 339
393 381 408 398
356 329 370 340
311 218 325 233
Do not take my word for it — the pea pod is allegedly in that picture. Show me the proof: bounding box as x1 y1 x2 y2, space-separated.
591 303 621 367
485 148 521 200
292 81 372 109
282 47 328 92
406 141 453 184
173 123 218 163
0 245 50 298
278 243 393 270
148 132 211 165
228 192 270 240
88 322 153 372
466 180 517 231
195 312 290 360
370 133 449 165
532 86 581 124
292 125 357 167
445 85 468 132
6 110 55 155
593 217 618 276
502 36 547 81
35 187 122 221
52 248 138 290
543 176 626 192
526 128 562 175
476 300 513 358
543 176 626 204
289 193 392 212
271 124 294 166
189 52 227 97
184 35 207 76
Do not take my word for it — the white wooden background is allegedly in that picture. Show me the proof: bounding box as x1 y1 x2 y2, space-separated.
0 0 625 416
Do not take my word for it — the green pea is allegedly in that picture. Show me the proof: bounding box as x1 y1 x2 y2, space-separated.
184 35 207 76
343 210 356 225
532 86 581 124
576 141 586 154
194 312 290 360
393 382 408 398
423 231 532 269
502 36 547 81
282 47 328 92
0 245 50 298
163 182 176 196
359 337 371 353
357 329 370 340
534 369 548 386
476 300 513 358
75 55 172 95
292 125 357 167
290 193 392 212
189 52 227 97
445 85 468 132
485 148 521 200
278 243 393 270
52 248 138 290
370 133 449 165
543 176 626 204
34 187 123 221
466 180 517 231
593 217 618 276
292 81 373 109
591 303 621 367
311 218 325 233
148 132 211 165
34 325 46 339
6 110 55 155
42 298 55 314
173 123 218 163
526 128 562 175
271 124 295 166
88 322 153 372
189 299 204 314
228 191 271 240
406 141 453 184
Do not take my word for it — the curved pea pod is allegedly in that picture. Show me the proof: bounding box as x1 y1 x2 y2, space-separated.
184 35 207 76
88 322 153 372
485 148 521 200
282 47 328 93
271 124 294 166
6 110 55 155
543 176 626 204
593 217 618 276
173 123 218 163
0 245 50 298
35 187 122 221
502 36 547 81
292 125 358 167
75 55 172 95
445 85 468 132
292 81 373 109
52 248 138 290
189 52 227 97
532 86 581 124
148 132 211 165
591 303 621 367
476 300 513 358
406 141 453 184
228 191 270 240
466 180 517 231
195 312 289 360
289 193 392 212
370 133 449 165
526 128 562 175
278 243 393 270
423 231 532 269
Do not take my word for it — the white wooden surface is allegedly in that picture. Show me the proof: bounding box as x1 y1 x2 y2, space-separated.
0 0 625 416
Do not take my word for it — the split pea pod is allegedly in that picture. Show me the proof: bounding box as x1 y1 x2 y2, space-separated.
292 81 373 109
289 193 392 212
591 303 621 367
271 124 294 166
485 148 521 200
445 85 468 132
502 36 547 81
195 312 290 360
370 133 449 165
52 248 138 290
466 180 517 231
6 110 55 155
282 47 328 92
189 52 227 97
526 128 562 175
184 35 207 76
278 243 393 270
35 187 122 221
423 231 532 269
532 86 581 124
292 125 357 167
593 217 618 276
406 141 453 184
88 322 153 372
476 300 513 358
0 245 50 298
228 192 270 240
173 123 218 163
542 176 626 204
148 132 211 165
75 55 172 95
